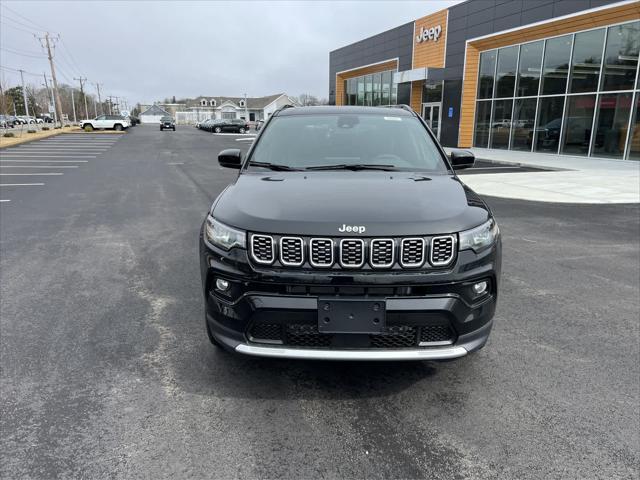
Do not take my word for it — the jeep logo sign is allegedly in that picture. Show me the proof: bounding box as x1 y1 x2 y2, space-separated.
416 25 442 43
338 224 366 234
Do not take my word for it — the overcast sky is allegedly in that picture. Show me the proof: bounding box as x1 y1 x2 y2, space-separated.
1 1 460 105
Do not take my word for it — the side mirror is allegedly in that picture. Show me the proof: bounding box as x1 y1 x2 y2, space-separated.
218 149 242 169
450 149 475 170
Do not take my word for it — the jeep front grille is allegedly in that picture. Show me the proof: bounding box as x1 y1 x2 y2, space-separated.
310 238 334 267
250 234 275 264
280 237 304 266
249 233 458 270
430 235 456 266
400 238 426 267
370 239 394 268
339 239 365 268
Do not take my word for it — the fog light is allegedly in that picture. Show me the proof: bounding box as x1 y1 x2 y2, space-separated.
472 281 488 296
216 278 230 291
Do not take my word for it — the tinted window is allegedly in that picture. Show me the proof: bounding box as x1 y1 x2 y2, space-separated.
541 35 572 95
250 114 447 172
495 46 518 98
473 101 492 148
516 41 543 97
490 100 513 149
592 93 633 159
569 29 605 93
628 95 640 160
601 21 640 91
534 97 565 153
477 50 496 99
561 95 596 156
510 98 537 151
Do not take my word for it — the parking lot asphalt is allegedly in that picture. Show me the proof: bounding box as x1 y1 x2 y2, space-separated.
1 125 638 479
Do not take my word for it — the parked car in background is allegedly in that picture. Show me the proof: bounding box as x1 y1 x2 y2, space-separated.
198 119 215 131
80 114 129 131
211 119 250 134
160 116 176 131
0 115 16 128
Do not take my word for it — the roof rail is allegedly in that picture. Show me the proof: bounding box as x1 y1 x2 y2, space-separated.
380 104 415 114
272 104 296 117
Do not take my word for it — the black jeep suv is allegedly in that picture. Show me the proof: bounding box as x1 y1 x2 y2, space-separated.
200 106 501 361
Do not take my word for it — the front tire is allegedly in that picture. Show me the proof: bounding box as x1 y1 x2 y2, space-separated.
114 124 123 131
239 128 245 134
83 124 94 132
214 126 222 133
172 127 176 131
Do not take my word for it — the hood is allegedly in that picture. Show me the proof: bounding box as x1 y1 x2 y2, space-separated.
213 171 490 236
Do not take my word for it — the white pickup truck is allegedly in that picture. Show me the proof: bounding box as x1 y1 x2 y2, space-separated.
80 115 129 131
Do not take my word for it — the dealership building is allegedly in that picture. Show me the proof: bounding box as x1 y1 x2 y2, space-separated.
329 0 639 160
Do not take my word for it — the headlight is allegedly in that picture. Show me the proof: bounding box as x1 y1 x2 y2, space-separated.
205 215 246 250
459 219 499 252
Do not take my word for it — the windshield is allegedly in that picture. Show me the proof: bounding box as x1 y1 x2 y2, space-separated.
161 117 173 122
249 113 448 172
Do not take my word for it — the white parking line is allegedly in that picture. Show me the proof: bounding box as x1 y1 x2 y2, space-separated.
470 166 521 170
0 173 63 176
0 160 88 163
0 183 45 186
0 165 78 168
0 199 10 202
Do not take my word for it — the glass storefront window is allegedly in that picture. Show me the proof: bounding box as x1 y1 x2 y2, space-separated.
569 29 605 93
495 46 518 98
372 73 381 106
423 81 443 103
601 21 640 91
516 41 543 97
365 74 373 106
511 98 537 151
625 94 639 160
490 99 513 149
534 96 565 153
474 101 492 147
561 94 596 156
356 77 364 105
541 35 573 95
591 93 633 159
477 50 496 99
381 71 391 105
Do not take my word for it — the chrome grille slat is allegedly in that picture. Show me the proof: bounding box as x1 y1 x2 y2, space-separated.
250 234 275 264
430 235 456 266
309 238 334 267
280 237 304 266
339 239 365 268
370 239 395 268
401 238 426 267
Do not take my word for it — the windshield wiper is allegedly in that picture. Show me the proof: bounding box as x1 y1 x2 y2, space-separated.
248 161 301 171
305 163 397 171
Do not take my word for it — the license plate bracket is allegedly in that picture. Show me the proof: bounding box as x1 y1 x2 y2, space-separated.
318 298 386 334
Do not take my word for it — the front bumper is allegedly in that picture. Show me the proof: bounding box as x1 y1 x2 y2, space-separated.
200 226 501 361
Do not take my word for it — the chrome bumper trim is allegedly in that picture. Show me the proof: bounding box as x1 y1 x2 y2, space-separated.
235 344 468 361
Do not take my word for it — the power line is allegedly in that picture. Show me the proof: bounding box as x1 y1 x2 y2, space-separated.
0 12 43 33
0 65 43 77
0 21 37 36
59 39 83 76
0 46 46 59
1 4 53 32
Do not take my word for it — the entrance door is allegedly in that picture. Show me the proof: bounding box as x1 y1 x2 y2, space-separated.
422 103 441 141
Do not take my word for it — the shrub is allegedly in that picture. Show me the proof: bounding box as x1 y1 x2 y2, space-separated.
54 126 62 129
42 126 50 131
27 129 37 133
3 132 15 137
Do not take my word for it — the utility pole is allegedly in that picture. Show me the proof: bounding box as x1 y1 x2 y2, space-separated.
74 76 89 119
94 83 103 115
243 92 248 121
43 74 57 124
0 82 6 116
18 69 29 117
93 97 98 117
70 88 77 123
38 33 64 126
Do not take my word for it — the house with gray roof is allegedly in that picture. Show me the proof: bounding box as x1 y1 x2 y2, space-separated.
179 93 297 124
139 105 172 124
